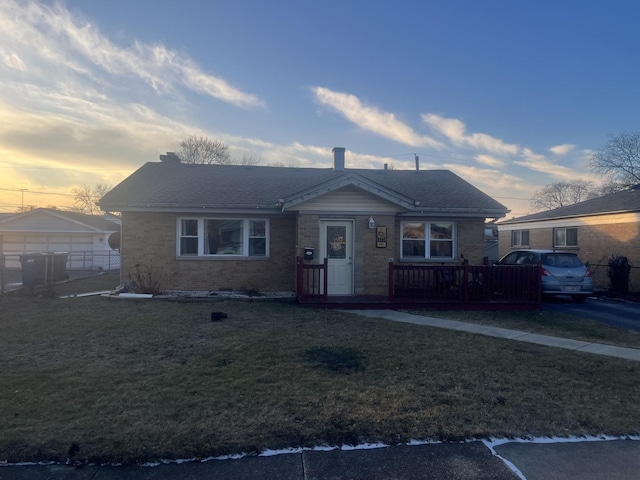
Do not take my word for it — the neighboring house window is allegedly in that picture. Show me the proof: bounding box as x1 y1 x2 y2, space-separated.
511 230 530 247
554 227 578 247
178 218 268 257
401 221 455 260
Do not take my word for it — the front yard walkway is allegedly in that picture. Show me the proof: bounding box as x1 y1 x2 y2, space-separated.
348 310 640 362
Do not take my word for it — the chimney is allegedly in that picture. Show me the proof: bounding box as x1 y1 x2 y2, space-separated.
415 154 419 171
160 152 181 164
332 147 346 171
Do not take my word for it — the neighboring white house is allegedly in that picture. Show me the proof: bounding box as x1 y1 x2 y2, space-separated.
0 208 120 271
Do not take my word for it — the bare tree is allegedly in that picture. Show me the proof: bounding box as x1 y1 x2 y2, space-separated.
72 183 111 215
530 179 594 211
589 180 629 198
589 131 640 186
268 161 297 167
16 205 36 213
239 153 261 166
176 136 232 165
175 136 264 166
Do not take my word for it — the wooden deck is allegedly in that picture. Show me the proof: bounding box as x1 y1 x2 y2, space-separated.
296 258 542 311
297 295 541 311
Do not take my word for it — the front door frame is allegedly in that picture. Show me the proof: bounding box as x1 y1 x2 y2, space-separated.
319 219 354 296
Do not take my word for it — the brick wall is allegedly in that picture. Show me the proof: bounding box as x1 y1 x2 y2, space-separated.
121 212 491 295
121 212 297 292
455 218 487 264
360 215 395 296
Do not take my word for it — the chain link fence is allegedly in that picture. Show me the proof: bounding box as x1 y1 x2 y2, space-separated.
1 252 120 293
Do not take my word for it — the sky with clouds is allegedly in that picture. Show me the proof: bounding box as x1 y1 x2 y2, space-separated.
1 0 639 216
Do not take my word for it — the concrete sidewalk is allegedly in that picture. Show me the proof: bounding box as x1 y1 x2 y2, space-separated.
348 310 640 361
2 438 638 479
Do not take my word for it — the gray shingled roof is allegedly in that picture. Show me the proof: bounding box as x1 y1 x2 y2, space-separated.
0 208 120 231
99 162 508 216
501 185 640 224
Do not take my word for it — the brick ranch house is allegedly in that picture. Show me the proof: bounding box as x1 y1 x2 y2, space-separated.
99 148 509 296
497 184 640 291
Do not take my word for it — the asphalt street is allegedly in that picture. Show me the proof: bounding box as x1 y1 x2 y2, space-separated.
543 296 640 332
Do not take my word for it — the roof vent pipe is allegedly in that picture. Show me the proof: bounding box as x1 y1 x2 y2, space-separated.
415 154 419 171
332 147 346 171
384 163 388 170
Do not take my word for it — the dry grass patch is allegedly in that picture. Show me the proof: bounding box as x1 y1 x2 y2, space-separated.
0 294 639 464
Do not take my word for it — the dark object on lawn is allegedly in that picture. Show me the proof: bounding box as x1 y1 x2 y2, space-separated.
211 311 228 321
305 346 365 373
608 255 631 294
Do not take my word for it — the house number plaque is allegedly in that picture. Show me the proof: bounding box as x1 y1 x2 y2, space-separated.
376 226 387 248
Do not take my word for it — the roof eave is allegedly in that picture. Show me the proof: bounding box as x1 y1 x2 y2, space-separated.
101 204 283 215
400 208 509 218
500 208 639 225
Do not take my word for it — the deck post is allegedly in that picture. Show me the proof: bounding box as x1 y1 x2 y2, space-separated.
463 261 469 303
537 260 543 304
388 259 394 300
323 257 328 300
296 257 303 301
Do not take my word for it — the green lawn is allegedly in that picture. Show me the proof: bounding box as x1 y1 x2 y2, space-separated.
1 281 639 465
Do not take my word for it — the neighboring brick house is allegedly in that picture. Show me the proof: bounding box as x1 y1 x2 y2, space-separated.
99 148 509 295
497 185 640 291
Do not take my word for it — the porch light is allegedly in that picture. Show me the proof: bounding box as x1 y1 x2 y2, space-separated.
368 216 376 229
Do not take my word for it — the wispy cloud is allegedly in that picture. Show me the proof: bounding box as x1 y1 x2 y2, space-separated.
422 114 519 155
444 163 531 194
475 154 506 168
549 144 576 155
3 52 26 71
0 0 264 109
514 148 599 182
312 87 443 148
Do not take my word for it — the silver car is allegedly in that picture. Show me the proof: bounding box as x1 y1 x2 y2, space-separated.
496 249 593 302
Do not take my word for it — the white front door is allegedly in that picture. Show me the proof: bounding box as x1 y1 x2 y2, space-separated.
320 220 353 295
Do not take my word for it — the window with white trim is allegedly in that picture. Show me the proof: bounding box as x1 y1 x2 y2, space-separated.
178 218 268 257
511 230 530 247
401 221 455 260
554 227 578 247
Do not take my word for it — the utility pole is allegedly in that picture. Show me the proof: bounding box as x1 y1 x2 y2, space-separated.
19 189 27 212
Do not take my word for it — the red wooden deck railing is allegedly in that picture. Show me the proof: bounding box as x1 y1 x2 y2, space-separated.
389 261 542 304
296 257 542 307
296 257 328 301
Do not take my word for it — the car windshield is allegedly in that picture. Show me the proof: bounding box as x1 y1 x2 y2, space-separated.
541 253 583 268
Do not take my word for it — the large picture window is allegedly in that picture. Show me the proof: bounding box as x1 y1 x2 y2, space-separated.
178 218 268 257
401 221 455 260
511 230 530 247
554 227 578 247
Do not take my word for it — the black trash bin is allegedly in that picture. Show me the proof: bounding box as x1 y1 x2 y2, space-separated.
20 252 69 287
608 255 631 294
